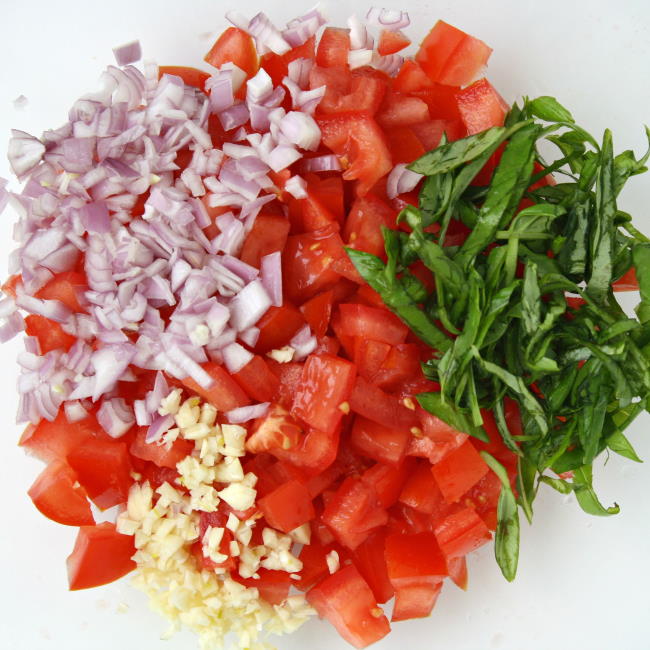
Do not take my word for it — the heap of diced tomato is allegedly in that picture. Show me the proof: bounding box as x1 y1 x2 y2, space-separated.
11 16 640 650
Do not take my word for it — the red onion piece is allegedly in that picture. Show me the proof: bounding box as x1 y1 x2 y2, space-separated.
284 175 308 199
0 311 25 343
81 201 111 233
300 154 342 173
290 324 317 361
372 52 404 77
145 413 174 443
15 293 72 323
64 400 89 423
167 345 214 389
247 69 274 104
218 103 250 131
260 252 283 308
239 326 260 347
222 342 254 374
348 15 373 50
387 163 424 199
145 370 170 413
287 58 313 88
113 40 142 66
226 402 270 423
348 49 374 70
8 130 46 179
134 399 151 426
98 397 135 438
91 344 136 401
229 279 272 331
366 7 411 31
206 71 235 112
247 12 291 56
279 112 321 151
266 144 302 173
0 177 8 215
220 255 259 284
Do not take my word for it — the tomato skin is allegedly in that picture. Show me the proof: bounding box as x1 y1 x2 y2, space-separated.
354 338 391 382
416 20 492 87
343 194 397 258
255 303 305 353
393 60 433 93
239 215 290 268
434 507 492 558
313 66 386 116
129 428 194 469
272 426 341 476
377 30 410 56
257 479 315 533
361 460 413 510
233 569 292 605
391 581 443 621
410 119 465 151
180 362 251 411
67 439 132 510
431 440 490 504
322 476 387 550
338 303 408 346
25 314 76 353
288 191 338 233
351 529 394 603
300 290 334 338
35 271 87 312
399 460 446 515
317 113 393 197
28 460 94 526
296 540 335 591
67 522 136 590
385 531 448 587
447 555 468 590
377 93 430 128
307 565 391 649
204 27 258 77
384 126 426 165
158 66 210 91
455 78 509 135
316 27 351 68
292 354 356 434
232 355 279 403
350 416 410 466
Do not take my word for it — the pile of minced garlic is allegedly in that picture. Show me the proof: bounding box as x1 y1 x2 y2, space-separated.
116 389 315 649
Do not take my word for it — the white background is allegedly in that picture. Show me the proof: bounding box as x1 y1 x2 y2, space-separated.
1 1 650 649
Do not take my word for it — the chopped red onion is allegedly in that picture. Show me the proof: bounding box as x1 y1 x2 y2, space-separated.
372 52 404 77
225 402 270 423
266 144 302 173
91 344 136 401
283 8 326 47
220 255 259 284
133 399 151 426
260 251 283 307
206 71 235 112
8 130 46 178
222 342 254 374
220 62 247 93
287 58 313 88
247 69 274 104
229 279 272 331
300 154 342 173
64 400 89 423
0 177 8 214
0 311 26 343
145 413 174 443
284 175 308 199
15 293 72 323
145 370 170 414
348 14 373 50
166 345 214 388
218 103 250 131
290 324 317 361
279 112 321 151
113 40 143 66
348 49 374 69
98 397 135 438
239 326 260 347
247 12 291 55
81 201 110 233
366 7 410 31
387 163 424 199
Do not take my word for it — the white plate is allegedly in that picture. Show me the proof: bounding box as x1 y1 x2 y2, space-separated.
1 1 649 649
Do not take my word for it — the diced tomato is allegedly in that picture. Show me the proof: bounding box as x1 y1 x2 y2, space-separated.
399 460 446 515
2 274 21 298
67 439 132 510
273 426 341 476
233 569 292 605
300 290 334 338
19 409 98 463
338 303 408 346
343 194 397 257
204 27 258 77
455 78 509 135
307 565 391 649
410 119 465 150
411 408 469 464
136 462 181 491
28 460 94 526
434 507 492 558
322 476 388 550
377 30 410 56
350 416 410 466
316 27 351 68
35 271 87 313
349 377 419 433
410 83 463 121
246 403 303 454
392 581 443 622
296 541 335 591
158 66 209 91
384 126 426 164
292 354 356 433
67 523 136 590
306 459 344 497
255 303 305 353
257 479 315 533
463 470 502 531
180 362 251 411
377 93 430 128
129 428 194 469
282 226 348 303
361 461 413 509
239 215 290 268
447 555 469 590
313 66 387 117
393 60 434 93
352 529 394 604
261 36 315 86
416 20 492 87
268 360 304 408
232 355 279 402
373 344 421 391
306 175 346 219
431 440 489 504
354 338 391 382
25 314 76 353
354 283 388 310
317 113 393 197
613 266 639 291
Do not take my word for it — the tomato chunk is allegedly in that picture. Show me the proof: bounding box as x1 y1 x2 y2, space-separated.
296 541 335 591
377 93 430 128
455 78 509 135
67 439 132 510
431 440 489 503
25 314 76 353
28 460 94 526
361 460 413 509
129 428 193 469
352 529 394 604
434 507 492 558
204 27 258 77
392 581 443 622
399 460 446 515
338 303 408 345
385 531 448 587
377 30 410 56
35 271 87 313
255 303 305 353
300 290 334 338
257 479 315 533
158 66 209 91
316 27 351 68
350 416 410 466
292 354 356 434
67 522 136 590
307 565 391 649
240 214 290 268
181 362 251 411
232 355 279 402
